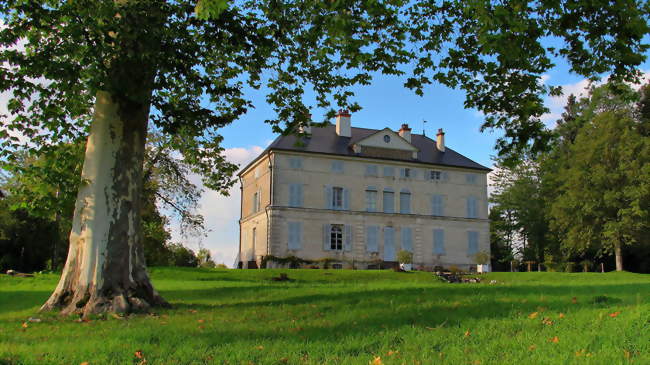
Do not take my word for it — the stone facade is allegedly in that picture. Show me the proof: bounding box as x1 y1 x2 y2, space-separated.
239 143 490 270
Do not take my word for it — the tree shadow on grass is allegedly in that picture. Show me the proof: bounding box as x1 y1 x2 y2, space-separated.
0 291 51 316
156 281 649 350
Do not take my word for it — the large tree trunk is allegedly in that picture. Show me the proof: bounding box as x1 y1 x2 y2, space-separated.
614 244 624 272
41 91 168 317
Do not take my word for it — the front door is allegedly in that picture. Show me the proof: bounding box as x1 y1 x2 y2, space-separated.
383 227 395 261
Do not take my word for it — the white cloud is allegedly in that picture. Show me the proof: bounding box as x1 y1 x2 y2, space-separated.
541 70 650 128
168 145 264 267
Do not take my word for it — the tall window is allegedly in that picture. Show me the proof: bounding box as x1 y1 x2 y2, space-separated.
466 196 478 218
465 173 477 184
330 225 343 250
252 191 260 213
431 194 444 216
383 189 395 213
433 229 445 255
400 168 412 178
331 160 344 173
468 231 479 255
401 227 413 252
289 184 303 207
399 191 411 214
289 157 303 169
383 166 395 177
251 227 257 259
325 186 348 210
288 222 302 250
366 226 379 253
332 187 344 209
365 188 378 212
429 170 441 180
365 165 378 177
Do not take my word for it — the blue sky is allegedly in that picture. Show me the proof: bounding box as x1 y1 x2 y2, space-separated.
171 56 650 267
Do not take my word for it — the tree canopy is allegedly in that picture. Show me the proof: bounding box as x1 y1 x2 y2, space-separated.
489 82 650 272
2 0 648 165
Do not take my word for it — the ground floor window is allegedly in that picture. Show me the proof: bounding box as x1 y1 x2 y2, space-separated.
330 225 343 250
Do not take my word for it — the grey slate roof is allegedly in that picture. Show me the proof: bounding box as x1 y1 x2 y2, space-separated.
240 125 490 175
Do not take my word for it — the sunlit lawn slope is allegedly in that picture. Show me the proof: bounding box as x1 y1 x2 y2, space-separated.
1 268 648 364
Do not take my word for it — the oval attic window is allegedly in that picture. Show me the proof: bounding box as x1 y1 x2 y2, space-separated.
383 135 391 143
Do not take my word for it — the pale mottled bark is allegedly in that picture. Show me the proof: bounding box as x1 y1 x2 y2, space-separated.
41 91 168 316
615 244 623 272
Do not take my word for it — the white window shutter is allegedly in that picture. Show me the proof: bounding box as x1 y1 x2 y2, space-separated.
401 227 412 252
324 185 332 209
344 225 352 251
288 222 301 250
343 188 350 210
434 229 445 255
289 184 296 207
323 224 331 251
296 222 303 250
297 184 303 207
366 226 378 253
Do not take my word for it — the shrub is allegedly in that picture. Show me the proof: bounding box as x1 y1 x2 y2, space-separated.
564 262 575 272
474 251 490 265
397 250 413 264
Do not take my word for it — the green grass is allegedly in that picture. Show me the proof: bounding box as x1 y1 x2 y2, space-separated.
1 268 649 364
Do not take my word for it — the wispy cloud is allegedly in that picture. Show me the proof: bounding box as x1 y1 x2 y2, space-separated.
168 145 264 267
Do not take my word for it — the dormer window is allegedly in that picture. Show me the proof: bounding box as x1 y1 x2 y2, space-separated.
430 170 442 180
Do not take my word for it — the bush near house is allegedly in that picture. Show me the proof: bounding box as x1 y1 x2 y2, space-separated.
1 267 649 364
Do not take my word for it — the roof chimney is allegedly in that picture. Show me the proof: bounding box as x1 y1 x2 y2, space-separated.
436 128 445 152
336 109 351 137
399 123 412 143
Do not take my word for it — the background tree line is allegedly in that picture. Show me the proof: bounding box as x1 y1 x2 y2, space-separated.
490 82 650 272
0 132 220 272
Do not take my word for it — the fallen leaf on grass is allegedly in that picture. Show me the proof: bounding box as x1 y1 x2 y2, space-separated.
464 330 471 337
528 345 536 351
256 345 264 350
80 362 89 365
550 336 559 343
609 311 620 318
623 349 638 359
387 350 398 356
135 350 144 359
370 356 383 365
571 297 577 304
542 318 554 326
197 319 205 324
21 322 28 328
188 309 197 314
528 312 538 319
558 313 565 319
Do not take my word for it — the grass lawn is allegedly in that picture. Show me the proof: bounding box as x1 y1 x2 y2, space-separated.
1 268 649 364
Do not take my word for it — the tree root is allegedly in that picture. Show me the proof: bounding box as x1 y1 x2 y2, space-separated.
41 286 170 318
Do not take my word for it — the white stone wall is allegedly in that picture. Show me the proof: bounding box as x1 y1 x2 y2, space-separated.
271 207 488 270
240 150 490 270
273 152 488 219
